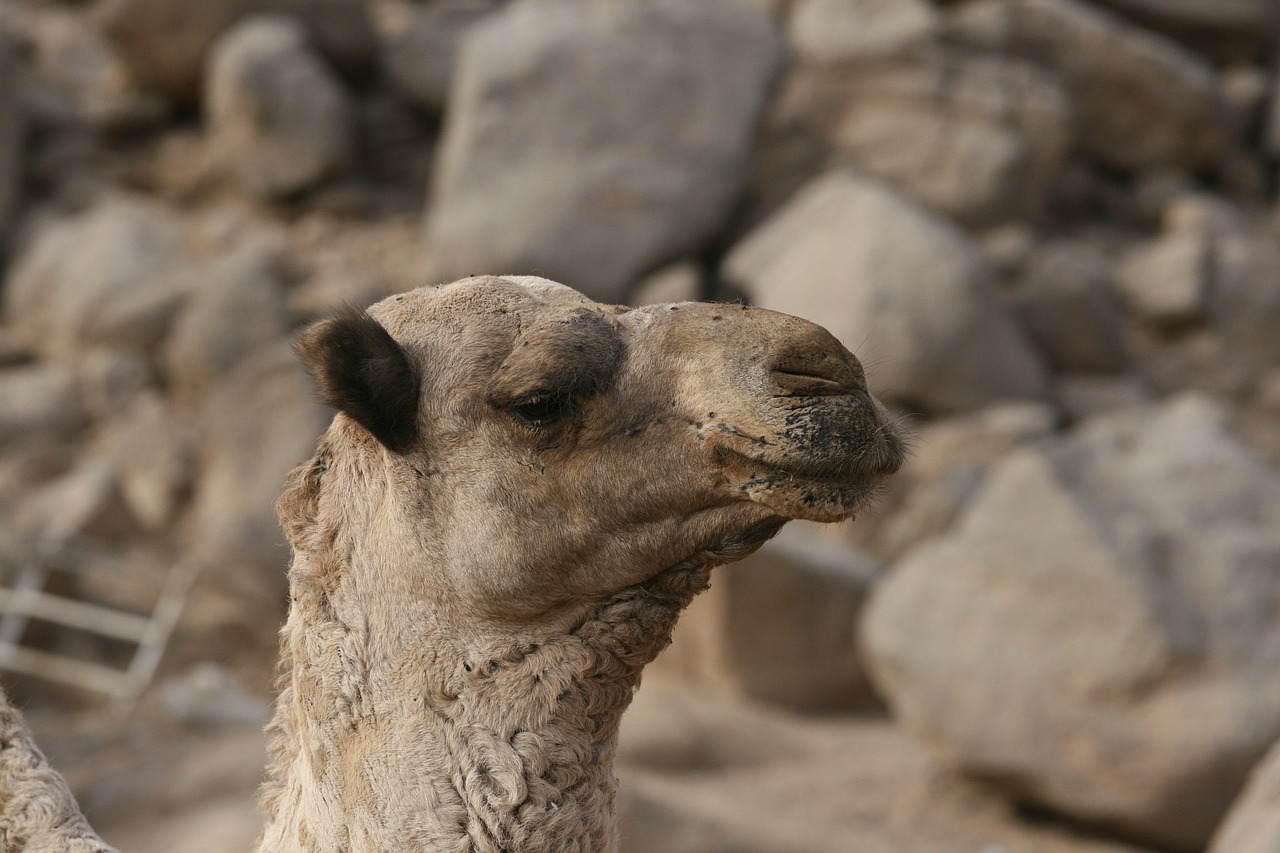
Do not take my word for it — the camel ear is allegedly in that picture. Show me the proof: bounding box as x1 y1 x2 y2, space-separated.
295 308 420 453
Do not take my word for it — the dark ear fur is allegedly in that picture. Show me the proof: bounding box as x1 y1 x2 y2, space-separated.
295 307 420 453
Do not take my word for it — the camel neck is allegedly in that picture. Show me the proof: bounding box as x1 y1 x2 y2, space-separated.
258 553 711 853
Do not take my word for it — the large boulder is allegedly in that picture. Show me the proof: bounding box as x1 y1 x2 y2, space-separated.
206 16 354 200
948 0 1224 171
0 34 24 247
1209 740 1280 853
771 48 1073 224
651 523 880 712
863 394 1280 850
3 195 191 361
788 0 939 64
0 363 83 446
424 0 782 303
1092 0 1278 61
97 0 375 100
723 169 1049 413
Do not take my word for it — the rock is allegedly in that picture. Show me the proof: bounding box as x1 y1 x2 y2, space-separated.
18 457 140 544
1210 739 1280 853
98 393 195 531
380 0 500 113
0 33 24 246
863 394 1280 850
872 401 1057 560
789 0 938 63
23 9 167 132
4 194 191 361
77 349 156 422
628 261 702 306
98 0 376 100
0 363 83 446
163 238 293 401
206 16 354 199
189 341 329 579
1092 0 1278 62
1056 375 1153 423
724 169 1049 413
1115 230 1211 328
651 523 880 711
948 0 1224 170
425 0 782 303
772 50 1072 224
1014 239 1128 373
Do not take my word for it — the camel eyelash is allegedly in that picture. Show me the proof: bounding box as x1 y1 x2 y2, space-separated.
508 390 577 429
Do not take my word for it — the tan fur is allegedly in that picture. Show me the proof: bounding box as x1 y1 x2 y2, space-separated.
0 689 117 853
258 276 903 853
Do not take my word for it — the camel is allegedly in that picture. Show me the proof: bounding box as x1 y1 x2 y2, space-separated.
0 274 903 853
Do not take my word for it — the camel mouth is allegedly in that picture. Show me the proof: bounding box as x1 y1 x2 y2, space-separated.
719 446 897 522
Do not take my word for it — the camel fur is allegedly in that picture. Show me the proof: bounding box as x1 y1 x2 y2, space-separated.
0 690 116 853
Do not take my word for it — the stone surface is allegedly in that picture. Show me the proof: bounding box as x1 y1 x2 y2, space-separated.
0 364 83 446
724 169 1049 413
163 238 293 401
98 0 376 100
189 341 329 580
425 0 782 303
628 261 703 306
1093 0 1278 61
4 194 191 360
1115 230 1211 327
17 457 140 544
1014 239 1128 373
789 0 938 63
864 394 1280 850
99 393 196 531
651 523 881 711
206 16 354 199
949 0 1224 170
773 50 1072 224
0 34 25 247
380 0 500 113
1209 739 1280 853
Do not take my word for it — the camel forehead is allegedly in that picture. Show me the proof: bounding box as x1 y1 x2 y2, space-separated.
366 276 617 343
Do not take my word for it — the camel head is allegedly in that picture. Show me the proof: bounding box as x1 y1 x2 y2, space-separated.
291 275 904 628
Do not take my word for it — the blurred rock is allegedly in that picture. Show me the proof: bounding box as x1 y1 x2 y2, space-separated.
774 50 1072 224
1210 739 1280 853
78 348 156 422
0 363 83 445
425 0 782 303
19 457 140 544
724 169 1049 413
1115 230 1211 328
98 0 376 100
1092 0 1278 62
628 261 702 306
949 0 1224 170
189 341 328 580
864 394 1280 850
652 523 880 711
380 0 499 113
4 194 191 360
99 393 195 531
163 238 293 401
874 401 1056 560
0 33 23 246
24 9 166 132
1014 239 1127 373
206 16 354 200
1056 374 1153 423
789 0 938 63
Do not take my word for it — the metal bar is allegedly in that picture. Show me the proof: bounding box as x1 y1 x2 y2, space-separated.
0 588 150 643
0 645 125 697
116 556 201 706
0 565 46 647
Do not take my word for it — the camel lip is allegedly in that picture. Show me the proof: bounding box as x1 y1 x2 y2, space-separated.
719 446 894 491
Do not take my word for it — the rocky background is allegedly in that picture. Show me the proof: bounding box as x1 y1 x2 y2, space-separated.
0 0 1278 851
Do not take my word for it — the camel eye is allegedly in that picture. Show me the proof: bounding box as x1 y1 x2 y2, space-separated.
509 390 575 429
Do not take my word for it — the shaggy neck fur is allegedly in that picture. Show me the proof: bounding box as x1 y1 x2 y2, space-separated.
257 451 717 853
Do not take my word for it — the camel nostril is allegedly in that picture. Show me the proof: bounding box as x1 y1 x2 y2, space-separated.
769 353 864 396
